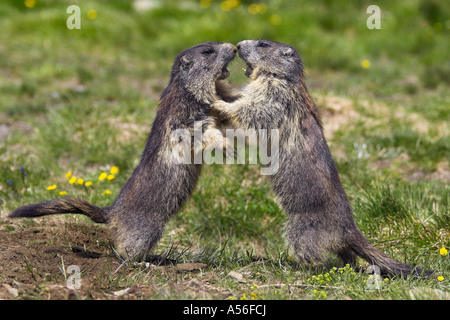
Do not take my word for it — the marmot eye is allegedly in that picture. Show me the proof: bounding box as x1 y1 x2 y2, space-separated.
258 42 269 48
201 49 215 55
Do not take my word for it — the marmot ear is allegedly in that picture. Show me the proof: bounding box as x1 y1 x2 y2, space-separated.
281 47 295 57
180 55 192 70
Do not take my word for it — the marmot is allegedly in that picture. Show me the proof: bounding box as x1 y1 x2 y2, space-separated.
9 42 237 262
212 39 432 277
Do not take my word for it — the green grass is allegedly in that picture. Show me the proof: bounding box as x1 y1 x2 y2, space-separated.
0 0 448 300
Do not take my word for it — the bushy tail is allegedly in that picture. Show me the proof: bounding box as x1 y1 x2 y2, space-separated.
349 231 433 278
9 198 109 224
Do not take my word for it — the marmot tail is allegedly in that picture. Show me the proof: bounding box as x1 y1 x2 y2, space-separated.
350 231 433 277
9 198 108 224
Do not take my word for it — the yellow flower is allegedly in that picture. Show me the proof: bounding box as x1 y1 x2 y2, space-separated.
269 14 282 25
98 172 107 181
107 174 115 181
77 178 84 185
437 276 444 281
65 171 72 179
248 3 267 15
104 189 112 195
87 9 97 20
240 293 248 300
110 166 119 174
47 184 57 191
228 0 240 7
257 3 267 13
221 1 232 11
69 177 77 184
361 59 371 69
59 191 68 196
439 247 448 256
85 181 93 187
248 3 259 15
24 0 36 9
313 289 327 300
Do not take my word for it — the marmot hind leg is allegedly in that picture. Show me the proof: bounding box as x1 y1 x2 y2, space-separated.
111 218 165 262
286 228 328 268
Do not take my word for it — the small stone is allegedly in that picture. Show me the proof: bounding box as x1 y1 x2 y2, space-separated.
228 271 246 283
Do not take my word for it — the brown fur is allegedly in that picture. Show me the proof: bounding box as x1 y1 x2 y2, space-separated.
212 39 432 277
9 42 237 262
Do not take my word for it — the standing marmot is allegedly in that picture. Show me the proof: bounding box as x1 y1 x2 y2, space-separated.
9 42 237 262
212 39 431 277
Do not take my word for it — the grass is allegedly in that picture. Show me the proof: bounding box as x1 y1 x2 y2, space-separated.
0 0 448 300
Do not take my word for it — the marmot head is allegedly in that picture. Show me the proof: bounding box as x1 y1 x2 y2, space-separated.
166 42 237 103
171 42 236 82
237 39 303 82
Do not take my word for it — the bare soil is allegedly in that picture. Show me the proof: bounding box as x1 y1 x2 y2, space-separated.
0 217 119 299
0 217 234 300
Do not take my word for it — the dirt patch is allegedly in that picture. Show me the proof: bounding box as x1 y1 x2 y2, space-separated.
0 217 120 299
403 161 450 183
315 94 358 141
0 217 235 300
316 93 449 183
107 117 150 145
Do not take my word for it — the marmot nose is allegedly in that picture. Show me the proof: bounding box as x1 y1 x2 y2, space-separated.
236 40 247 50
225 43 237 53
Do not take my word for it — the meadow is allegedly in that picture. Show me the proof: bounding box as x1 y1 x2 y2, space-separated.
0 0 448 300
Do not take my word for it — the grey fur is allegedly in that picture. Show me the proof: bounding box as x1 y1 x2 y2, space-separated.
212 39 432 278
9 42 238 262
